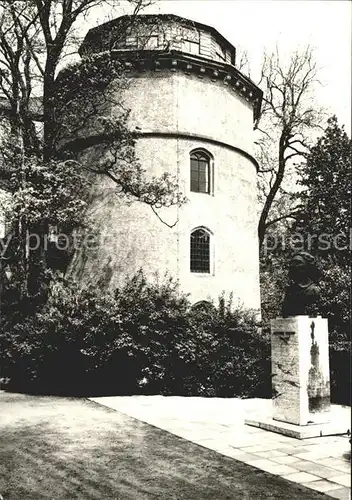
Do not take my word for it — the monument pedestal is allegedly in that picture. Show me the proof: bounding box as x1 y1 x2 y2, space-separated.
246 315 350 439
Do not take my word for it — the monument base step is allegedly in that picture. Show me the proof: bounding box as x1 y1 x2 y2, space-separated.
245 415 350 439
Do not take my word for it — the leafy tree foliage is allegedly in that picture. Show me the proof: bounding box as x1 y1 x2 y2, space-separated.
261 117 351 328
295 116 351 258
0 1 184 312
0 148 90 314
293 116 351 345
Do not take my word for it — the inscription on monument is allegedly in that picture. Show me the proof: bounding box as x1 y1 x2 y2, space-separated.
273 330 295 342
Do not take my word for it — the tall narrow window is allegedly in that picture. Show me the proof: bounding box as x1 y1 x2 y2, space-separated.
190 228 210 273
190 150 211 194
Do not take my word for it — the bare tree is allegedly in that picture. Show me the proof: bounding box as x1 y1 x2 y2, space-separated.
0 1 42 154
255 46 324 247
0 0 152 158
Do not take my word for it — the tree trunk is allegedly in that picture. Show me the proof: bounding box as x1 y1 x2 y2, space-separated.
42 64 56 162
258 134 287 247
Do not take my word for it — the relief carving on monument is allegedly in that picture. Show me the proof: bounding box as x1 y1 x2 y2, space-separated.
308 320 330 413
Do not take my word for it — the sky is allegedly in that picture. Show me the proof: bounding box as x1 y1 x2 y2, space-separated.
85 0 351 136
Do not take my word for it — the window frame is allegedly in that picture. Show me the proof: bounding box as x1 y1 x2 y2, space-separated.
190 226 214 275
182 38 200 55
123 32 159 50
215 43 227 62
138 34 159 50
189 149 214 195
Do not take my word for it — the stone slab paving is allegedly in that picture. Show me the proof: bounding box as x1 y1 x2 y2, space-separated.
90 396 351 499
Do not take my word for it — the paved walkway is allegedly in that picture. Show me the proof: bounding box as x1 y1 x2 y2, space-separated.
91 396 351 500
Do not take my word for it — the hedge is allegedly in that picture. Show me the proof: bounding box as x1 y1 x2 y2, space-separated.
1 272 271 397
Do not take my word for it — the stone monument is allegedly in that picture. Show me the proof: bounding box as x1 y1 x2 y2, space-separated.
246 252 350 438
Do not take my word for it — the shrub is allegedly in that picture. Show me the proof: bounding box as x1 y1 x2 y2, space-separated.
1 272 270 398
185 295 270 397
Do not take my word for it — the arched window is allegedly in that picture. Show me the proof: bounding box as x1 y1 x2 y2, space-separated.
190 228 210 273
190 150 212 194
191 301 215 313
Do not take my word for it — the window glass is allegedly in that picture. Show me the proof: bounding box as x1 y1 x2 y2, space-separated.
139 35 159 49
216 44 227 61
190 152 211 193
182 39 200 55
190 229 210 273
125 35 137 48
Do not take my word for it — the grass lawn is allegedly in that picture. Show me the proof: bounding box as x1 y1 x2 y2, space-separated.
0 392 330 499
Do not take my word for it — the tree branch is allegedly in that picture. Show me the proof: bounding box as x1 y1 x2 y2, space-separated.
150 206 179 228
265 213 299 229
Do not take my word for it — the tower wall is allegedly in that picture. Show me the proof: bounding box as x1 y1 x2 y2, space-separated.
116 71 255 154
71 14 262 311
70 70 260 310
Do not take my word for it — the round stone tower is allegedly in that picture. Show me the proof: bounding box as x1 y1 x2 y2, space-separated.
73 14 263 310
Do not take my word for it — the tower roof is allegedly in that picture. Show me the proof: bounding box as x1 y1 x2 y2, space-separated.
78 13 262 121
79 14 236 62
